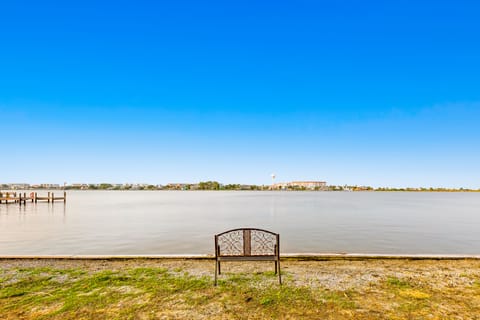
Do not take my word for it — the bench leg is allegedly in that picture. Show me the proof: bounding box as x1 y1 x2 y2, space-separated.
274 261 277 274
218 261 221 275
215 260 218 286
278 260 282 285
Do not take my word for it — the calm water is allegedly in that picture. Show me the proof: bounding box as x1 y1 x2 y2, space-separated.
0 191 479 255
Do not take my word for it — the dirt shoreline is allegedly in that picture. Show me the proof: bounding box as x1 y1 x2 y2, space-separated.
2 257 479 290
2 258 480 319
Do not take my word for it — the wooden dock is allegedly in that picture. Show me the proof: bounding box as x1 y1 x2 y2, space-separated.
0 192 66 205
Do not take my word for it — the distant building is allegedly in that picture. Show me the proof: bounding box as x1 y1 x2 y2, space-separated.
166 183 191 190
273 181 327 190
70 183 89 190
7 183 30 190
41 184 61 189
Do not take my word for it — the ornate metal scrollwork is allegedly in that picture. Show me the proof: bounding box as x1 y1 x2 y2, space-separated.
217 229 244 256
217 229 277 256
251 230 276 255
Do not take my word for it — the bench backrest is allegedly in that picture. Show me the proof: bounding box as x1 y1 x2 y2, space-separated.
215 228 279 257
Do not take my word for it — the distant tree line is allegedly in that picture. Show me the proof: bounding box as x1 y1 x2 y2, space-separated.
198 181 220 190
2 183 479 192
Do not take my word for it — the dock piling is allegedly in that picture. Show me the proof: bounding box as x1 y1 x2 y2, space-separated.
0 191 66 205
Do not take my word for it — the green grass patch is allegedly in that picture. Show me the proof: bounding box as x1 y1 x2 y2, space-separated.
321 291 357 309
0 288 28 299
386 276 411 288
0 264 478 319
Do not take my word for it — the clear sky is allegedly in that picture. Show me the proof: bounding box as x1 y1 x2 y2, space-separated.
1 1 479 188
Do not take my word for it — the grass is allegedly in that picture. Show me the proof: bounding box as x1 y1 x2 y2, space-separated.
386 276 411 288
1 262 479 319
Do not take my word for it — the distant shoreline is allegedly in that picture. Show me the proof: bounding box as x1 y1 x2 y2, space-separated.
2 188 480 192
3 181 479 192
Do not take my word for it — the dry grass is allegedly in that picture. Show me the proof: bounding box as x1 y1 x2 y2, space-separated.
1 258 479 319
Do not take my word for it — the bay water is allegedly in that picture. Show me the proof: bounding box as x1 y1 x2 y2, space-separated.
0 191 478 255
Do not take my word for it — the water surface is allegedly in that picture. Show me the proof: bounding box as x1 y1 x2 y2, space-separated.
0 191 479 255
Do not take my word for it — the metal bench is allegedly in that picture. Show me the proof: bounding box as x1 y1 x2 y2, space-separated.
214 228 281 285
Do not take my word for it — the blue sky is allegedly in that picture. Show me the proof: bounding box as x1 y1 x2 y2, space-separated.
1 1 479 187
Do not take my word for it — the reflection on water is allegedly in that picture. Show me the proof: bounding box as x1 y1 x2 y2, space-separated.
269 193 276 218
0 191 479 255
0 202 66 218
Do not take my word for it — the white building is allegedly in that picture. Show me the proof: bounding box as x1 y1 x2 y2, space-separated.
273 181 327 190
